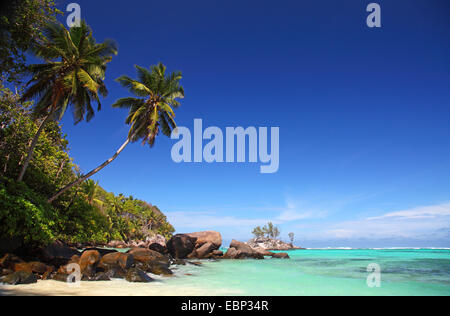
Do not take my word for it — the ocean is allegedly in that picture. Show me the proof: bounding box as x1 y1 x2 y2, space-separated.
1 249 449 296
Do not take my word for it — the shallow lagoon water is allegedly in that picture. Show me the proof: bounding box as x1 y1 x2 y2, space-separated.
1 249 449 296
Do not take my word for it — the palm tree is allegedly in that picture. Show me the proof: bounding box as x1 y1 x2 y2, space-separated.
17 21 117 182
48 63 184 202
252 226 265 238
273 226 280 239
288 232 295 244
81 179 103 208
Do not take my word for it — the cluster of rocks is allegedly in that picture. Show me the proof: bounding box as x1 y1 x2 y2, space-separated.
0 231 291 286
246 237 302 251
105 234 167 250
165 232 290 260
0 242 178 285
223 240 290 259
167 231 223 259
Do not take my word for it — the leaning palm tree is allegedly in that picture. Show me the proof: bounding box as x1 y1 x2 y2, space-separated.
48 63 184 202
17 21 117 182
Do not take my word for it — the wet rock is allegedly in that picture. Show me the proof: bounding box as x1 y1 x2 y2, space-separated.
194 242 216 259
149 243 166 254
172 259 186 265
13 261 54 279
223 247 239 259
0 269 13 277
272 252 290 259
166 234 197 259
0 271 37 285
51 273 73 283
82 272 111 281
99 252 134 270
0 253 24 270
104 266 127 279
126 268 153 283
212 250 224 256
79 250 101 277
92 272 111 281
224 240 264 259
135 261 173 276
253 247 275 257
127 248 169 266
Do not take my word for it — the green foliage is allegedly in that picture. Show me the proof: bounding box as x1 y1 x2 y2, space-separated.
0 176 55 245
252 226 265 238
253 222 281 239
0 0 61 83
0 84 77 195
113 63 184 146
22 20 118 123
0 86 174 247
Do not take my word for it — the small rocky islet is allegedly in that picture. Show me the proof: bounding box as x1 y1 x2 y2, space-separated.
0 231 295 285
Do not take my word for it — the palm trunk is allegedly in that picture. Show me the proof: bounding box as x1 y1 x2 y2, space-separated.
55 158 67 180
17 112 54 182
48 137 131 203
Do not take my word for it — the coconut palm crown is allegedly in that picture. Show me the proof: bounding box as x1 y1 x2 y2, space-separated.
22 20 117 122
48 63 184 203
113 63 184 146
17 21 117 182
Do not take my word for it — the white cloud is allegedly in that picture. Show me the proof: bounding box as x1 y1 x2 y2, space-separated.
367 203 450 220
323 202 450 240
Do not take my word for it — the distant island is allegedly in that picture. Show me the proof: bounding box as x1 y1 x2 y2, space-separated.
249 222 302 250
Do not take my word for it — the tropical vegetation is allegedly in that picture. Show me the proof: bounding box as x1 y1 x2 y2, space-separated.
0 0 177 249
252 222 281 239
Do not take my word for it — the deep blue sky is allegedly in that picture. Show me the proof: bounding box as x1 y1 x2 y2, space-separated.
52 0 450 247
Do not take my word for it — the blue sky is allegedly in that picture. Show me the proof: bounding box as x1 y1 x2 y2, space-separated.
52 0 450 247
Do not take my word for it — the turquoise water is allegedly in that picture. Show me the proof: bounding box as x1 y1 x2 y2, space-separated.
1 249 449 296
165 248 450 296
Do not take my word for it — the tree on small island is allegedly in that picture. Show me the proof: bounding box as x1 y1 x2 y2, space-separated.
288 232 295 244
252 222 281 239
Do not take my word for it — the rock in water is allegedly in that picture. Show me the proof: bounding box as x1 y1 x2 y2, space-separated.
271 252 290 259
224 240 264 259
194 242 216 259
149 243 167 254
166 234 197 259
246 237 301 250
127 248 172 275
135 261 173 276
1 271 38 285
127 248 169 265
186 231 222 249
99 252 134 270
126 268 153 283
91 272 111 281
79 250 101 277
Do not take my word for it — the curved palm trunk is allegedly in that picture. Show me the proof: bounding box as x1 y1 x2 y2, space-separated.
48 138 131 203
17 112 53 182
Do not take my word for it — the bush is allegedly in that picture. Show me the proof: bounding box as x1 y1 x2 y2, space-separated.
0 177 55 245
